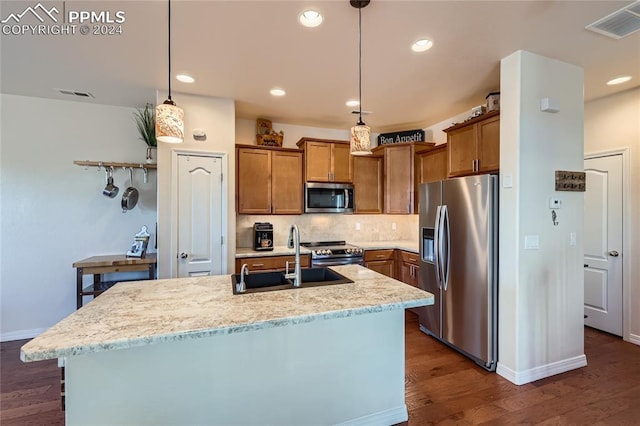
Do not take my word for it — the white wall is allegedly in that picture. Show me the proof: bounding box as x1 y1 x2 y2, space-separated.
236 118 351 149
156 92 236 278
498 51 586 384
584 87 640 344
0 94 158 341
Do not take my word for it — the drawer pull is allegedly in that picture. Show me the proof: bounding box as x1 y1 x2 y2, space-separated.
409 257 417 262
251 263 265 267
376 254 385 258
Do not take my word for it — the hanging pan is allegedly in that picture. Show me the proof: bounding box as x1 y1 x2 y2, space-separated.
121 167 139 212
102 167 119 198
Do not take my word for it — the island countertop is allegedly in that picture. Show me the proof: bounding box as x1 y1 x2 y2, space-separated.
21 265 433 362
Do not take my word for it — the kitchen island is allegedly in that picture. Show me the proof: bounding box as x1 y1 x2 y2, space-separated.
21 265 433 426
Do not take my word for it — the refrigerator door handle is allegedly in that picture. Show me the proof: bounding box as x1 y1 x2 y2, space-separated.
434 205 442 289
441 205 451 291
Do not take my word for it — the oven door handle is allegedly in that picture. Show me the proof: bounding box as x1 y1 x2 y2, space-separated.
311 258 364 267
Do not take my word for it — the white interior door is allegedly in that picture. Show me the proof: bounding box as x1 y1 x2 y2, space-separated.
177 154 224 278
584 154 623 336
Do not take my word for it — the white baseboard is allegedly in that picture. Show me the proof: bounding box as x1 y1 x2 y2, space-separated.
336 405 408 426
496 354 587 385
629 333 640 346
1 328 45 342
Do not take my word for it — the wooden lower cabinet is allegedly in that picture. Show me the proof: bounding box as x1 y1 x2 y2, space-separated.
364 249 395 278
396 251 420 288
235 255 310 273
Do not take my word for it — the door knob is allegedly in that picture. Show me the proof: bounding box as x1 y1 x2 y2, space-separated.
608 251 619 257
180 252 188 259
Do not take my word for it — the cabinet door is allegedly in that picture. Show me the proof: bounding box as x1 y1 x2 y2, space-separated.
271 151 303 214
332 143 353 182
477 115 500 173
365 260 395 278
353 156 383 214
384 145 413 214
305 142 332 182
418 146 448 184
237 148 271 214
447 125 477 177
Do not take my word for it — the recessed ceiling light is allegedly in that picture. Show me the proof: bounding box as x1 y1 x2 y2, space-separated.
299 9 323 27
346 100 360 107
270 88 286 97
176 74 195 83
411 38 433 53
606 76 632 85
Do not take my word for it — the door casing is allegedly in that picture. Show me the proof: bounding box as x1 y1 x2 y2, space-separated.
585 148 630 342
170 149 228 278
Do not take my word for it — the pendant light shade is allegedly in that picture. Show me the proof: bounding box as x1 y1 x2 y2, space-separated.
349 0 372 156
156 0 184 144
156 100 184 143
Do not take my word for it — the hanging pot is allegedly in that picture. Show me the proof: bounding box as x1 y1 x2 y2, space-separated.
121 167 139 212
102 167 119 198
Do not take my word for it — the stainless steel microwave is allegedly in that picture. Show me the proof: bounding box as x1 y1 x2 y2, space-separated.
305 183 354 213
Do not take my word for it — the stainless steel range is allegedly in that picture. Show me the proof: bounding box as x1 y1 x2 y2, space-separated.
300 241 364 267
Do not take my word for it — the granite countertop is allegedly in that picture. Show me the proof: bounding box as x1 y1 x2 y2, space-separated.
21 265 433 362
235 241 418 257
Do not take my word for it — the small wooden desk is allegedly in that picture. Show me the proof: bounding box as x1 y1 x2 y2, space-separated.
73 253 157 309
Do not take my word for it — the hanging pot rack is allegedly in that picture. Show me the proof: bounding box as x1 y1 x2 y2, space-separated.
73 160 157 170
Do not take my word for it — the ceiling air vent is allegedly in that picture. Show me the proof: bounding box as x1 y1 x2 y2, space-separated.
56 89 94 98
586 1 640 39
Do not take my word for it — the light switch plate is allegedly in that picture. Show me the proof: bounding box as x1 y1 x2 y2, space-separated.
524 235 540 250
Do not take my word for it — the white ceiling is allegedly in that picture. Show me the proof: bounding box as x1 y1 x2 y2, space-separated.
1 0 638 132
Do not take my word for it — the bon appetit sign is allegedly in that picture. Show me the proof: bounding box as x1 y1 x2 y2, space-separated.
378 129 426 145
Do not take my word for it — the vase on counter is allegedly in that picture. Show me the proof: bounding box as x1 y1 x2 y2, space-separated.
146 146 156 164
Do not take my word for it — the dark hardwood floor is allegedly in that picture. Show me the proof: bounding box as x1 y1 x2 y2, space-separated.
2 313 639 425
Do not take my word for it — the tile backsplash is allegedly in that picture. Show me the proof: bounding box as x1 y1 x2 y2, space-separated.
236 214 419 247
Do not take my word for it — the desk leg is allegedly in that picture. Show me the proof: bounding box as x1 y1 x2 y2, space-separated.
76 268 83 309
148 264 155 280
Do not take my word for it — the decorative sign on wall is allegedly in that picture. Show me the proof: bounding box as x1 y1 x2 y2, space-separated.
555 170 586 192
378 129 426 145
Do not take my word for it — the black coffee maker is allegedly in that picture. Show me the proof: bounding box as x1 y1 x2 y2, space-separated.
253 222 274 251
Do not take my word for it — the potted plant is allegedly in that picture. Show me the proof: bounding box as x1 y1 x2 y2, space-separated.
134 103 157 163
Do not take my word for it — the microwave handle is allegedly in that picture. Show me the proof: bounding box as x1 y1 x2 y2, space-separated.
344 189 350 209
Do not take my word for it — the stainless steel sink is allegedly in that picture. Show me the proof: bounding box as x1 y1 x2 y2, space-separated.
231 267 353 294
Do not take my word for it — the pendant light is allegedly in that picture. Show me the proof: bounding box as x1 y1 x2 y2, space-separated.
156 0 184 144
349 0 372 156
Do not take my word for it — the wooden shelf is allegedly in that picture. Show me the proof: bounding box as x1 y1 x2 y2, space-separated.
74 160 157 169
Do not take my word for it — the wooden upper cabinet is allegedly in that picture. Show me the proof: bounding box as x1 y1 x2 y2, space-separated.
236 147 272 214
296 138 353 182
445 111 499 177
236 145 303 215
372 142 434 214
271 150 303 214
353 155 383 214
417 144 448 184
477 114 500 173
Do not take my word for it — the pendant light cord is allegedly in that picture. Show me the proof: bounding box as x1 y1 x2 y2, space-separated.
357 4 363 125
167 0 172 101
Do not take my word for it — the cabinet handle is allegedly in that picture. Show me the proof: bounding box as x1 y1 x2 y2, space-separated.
409 257 417 262
376 254 385 258
476 159 480 172
252 263 264 267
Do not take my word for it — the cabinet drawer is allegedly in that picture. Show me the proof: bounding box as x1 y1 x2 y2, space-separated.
364 250 394 261
235 255 310 272
399 251 419 265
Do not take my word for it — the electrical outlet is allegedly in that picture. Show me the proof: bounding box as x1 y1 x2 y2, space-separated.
524 235 540 250
549 197 562 209
569 232 577 246
355 223 361 231
392 222 397 230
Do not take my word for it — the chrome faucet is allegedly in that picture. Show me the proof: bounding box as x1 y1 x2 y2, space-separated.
284 224 301 287
237 263 249 293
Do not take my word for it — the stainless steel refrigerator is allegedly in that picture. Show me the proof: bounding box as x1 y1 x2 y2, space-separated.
418 174 498 371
